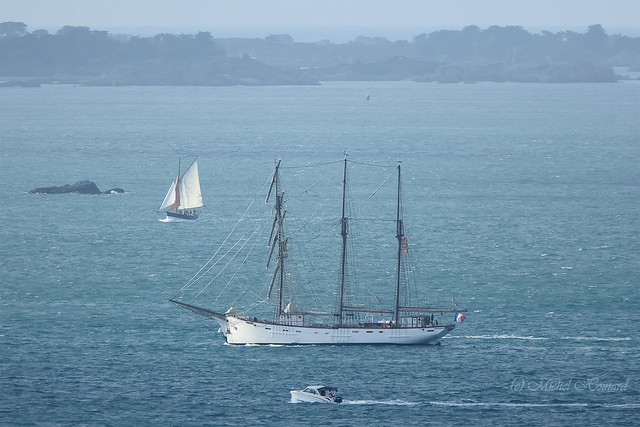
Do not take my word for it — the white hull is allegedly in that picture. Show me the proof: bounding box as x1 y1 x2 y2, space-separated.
218 316 454 345
290 391 337 404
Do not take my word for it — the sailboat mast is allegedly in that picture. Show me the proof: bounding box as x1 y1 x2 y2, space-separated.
337 156 348 326
394 163 404 325
174 158 182 213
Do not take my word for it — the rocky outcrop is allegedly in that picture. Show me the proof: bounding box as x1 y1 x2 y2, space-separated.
29 180 124 194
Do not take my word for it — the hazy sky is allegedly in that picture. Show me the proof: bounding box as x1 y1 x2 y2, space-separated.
3 0 639 41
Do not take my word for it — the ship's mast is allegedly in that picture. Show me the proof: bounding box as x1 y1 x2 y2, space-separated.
337 155 348 326
266 160 286 315
174 158 182 213
394 163 404 325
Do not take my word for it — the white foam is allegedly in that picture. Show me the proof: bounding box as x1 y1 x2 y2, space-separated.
159 216 194 223
562 336 632 342
342 399 418 406
454 335 549 340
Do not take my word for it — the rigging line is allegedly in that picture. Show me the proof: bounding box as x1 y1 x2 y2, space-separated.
179 205 252 292
353 167 397 213
291 161 342 199
213 215 269 304
189 233 253 300
348 159 397 168
234 273 273 312
191 207 271 300
280 159 343 169
200 212 265 305
294 215 341 246
303 227 340 282
178 234 245 298
186 229 256 296
242 297 271 315
195 226 263 284
192 234 248 300
299 223 339 244
208 210 271 303
286 250 326 309
231 267 271 308
178 173 272 292
349 217 395 223
293 182 342 234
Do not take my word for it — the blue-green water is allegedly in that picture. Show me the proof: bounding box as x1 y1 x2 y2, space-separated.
1 82 639 425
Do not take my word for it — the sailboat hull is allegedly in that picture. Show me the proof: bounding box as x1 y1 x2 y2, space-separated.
221 316 454 345
167 211 199 220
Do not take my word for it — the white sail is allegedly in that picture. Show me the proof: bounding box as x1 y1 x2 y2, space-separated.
159 179 179 211
177 160 203 210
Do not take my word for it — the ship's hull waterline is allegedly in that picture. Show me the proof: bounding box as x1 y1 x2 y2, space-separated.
219 316 455 345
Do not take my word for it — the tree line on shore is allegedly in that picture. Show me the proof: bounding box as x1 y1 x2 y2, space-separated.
1 22 638 86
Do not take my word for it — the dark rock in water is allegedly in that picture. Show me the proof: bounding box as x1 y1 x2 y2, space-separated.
30 180 104 194
104 188 125 194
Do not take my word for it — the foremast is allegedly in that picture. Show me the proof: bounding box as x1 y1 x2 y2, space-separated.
266 160 287 317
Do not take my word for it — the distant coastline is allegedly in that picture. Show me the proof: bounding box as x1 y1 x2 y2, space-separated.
20 24 640 44
1 22 638 86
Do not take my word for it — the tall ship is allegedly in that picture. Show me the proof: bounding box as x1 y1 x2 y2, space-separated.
159 158 203 220
171 157 466 344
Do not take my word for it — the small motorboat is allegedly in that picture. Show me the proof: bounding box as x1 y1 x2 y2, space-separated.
290 386 342 404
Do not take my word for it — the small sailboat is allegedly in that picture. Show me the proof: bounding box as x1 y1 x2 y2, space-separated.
159 158 203 221
171 156 466 344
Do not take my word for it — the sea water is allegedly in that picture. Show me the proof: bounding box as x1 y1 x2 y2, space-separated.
1 82 639 425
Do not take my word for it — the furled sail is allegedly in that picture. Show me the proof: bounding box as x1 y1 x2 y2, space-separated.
177 160 203 210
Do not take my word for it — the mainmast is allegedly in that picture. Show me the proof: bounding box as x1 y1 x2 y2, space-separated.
394 163 404 325
337 155 348 325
